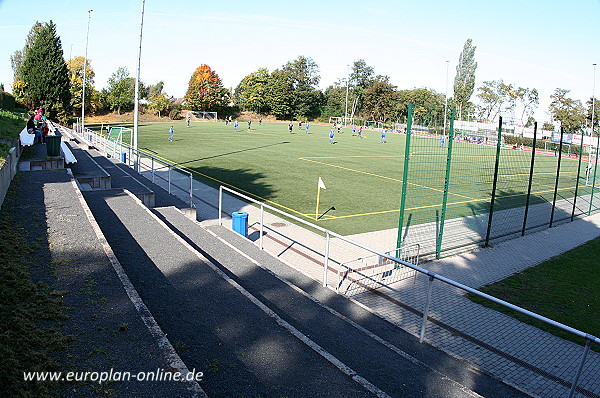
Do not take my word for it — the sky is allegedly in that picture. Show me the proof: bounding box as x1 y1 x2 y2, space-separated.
1 0 599 123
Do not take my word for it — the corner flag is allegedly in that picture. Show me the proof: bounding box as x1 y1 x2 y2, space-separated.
318 177 326 190
315 177 326 221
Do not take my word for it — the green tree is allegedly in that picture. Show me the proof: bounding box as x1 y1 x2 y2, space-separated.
476 80 514 121
362 75 398 122
549 88 586 132
234 68 270 113
264 69 294 119
515 87 539 126
586 97 600 132
67 56 95 115
282 56 323 119
397 87 445 122
350 59 375 117
10 21 43 83
148 81 164 98
453 38 477 120
104 67 135 114
20 21 71 121
322 80 347 119
185 64 229 112
148 92 173 117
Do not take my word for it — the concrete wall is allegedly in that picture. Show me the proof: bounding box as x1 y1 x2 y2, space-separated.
0 145 18 209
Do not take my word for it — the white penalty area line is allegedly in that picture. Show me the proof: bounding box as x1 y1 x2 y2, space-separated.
138 205 392 398
202 225 484 398
71 181 207 398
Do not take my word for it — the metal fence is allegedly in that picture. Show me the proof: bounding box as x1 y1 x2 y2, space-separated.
218 184 599 398
397 105 600 260
71 123 194 207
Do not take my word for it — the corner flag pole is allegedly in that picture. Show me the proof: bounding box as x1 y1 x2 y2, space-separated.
315 177 326 221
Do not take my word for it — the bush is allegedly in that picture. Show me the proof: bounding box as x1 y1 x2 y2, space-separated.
169 109 183 120
0 91 16 110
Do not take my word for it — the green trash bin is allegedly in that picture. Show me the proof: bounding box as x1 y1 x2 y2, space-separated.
46 133 62 157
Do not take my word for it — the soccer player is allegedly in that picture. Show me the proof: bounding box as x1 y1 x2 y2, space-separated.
306 122 310 133
380 129 386 143
358 126 363 138
234 120 239 131
247 120 252 131
289 123 293 134
186 114 191 127
440 135 446 147
352 125 357 136
169 126 174 141
259 117 262 125
329 128 335 144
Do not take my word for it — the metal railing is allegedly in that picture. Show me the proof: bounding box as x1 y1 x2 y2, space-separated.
70 123 194 207
218 184 599 398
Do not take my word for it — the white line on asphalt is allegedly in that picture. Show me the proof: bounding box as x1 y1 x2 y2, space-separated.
73 185 207 398
140 205 393 398
203 225 484 398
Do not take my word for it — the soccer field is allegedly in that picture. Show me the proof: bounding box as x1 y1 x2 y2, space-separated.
89 121 590 237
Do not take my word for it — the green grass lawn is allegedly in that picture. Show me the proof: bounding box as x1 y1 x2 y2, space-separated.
468 236 600 351
86 120 589 237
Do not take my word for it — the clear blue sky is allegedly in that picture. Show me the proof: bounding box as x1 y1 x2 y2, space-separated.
1 0 599 123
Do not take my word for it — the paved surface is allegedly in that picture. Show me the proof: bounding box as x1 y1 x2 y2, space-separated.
128 147 600 398
7 165 192 397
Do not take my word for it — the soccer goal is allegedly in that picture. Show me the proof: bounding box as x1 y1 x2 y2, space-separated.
364 120 383 130
455 129 504 146
186 111 218 122
329 116 344 125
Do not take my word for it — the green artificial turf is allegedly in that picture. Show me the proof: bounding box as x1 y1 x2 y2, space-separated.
86 121 588 237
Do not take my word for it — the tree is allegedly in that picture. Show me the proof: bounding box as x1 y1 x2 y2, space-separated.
349 59 375 116
362 75 398 122
453 38 477 120
234 68 270 113
586 97 600 132
515 87 539 126
67 56 95 114
11 21 43 83
264 69 294 119
147 81 164 98
148 92 173 117
549 88 586 132
282 56 323 119
20 21 71 120
185 64 229 112
476 80 514 121
104 67 135 114
397 88 445 122
322 80 347 119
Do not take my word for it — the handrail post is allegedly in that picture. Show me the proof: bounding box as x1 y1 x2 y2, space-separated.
189 173 193 208
260 204 265 250
168 166 171 194
151 157 155 183
218 186 223 226
323 232 330 287
568 338 592 398
419 275 434 343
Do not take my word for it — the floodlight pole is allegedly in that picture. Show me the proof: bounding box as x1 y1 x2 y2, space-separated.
592 63 597 137
133 0 146 172
344 64 350 126
81 9 93 132
443 60 449 133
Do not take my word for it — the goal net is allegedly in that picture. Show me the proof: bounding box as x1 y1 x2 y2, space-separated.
187 111 218 122
364 120 383 130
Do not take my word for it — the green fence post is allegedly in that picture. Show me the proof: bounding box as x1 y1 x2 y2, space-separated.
522 122 537 236
572 132 585 221
588 132 600 215
436 109 455 259
485 116 503 247
397 104 414 254
550 127 565 228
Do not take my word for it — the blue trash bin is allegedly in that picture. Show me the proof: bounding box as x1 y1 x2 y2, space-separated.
121 152 127 163
232 212 248 237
